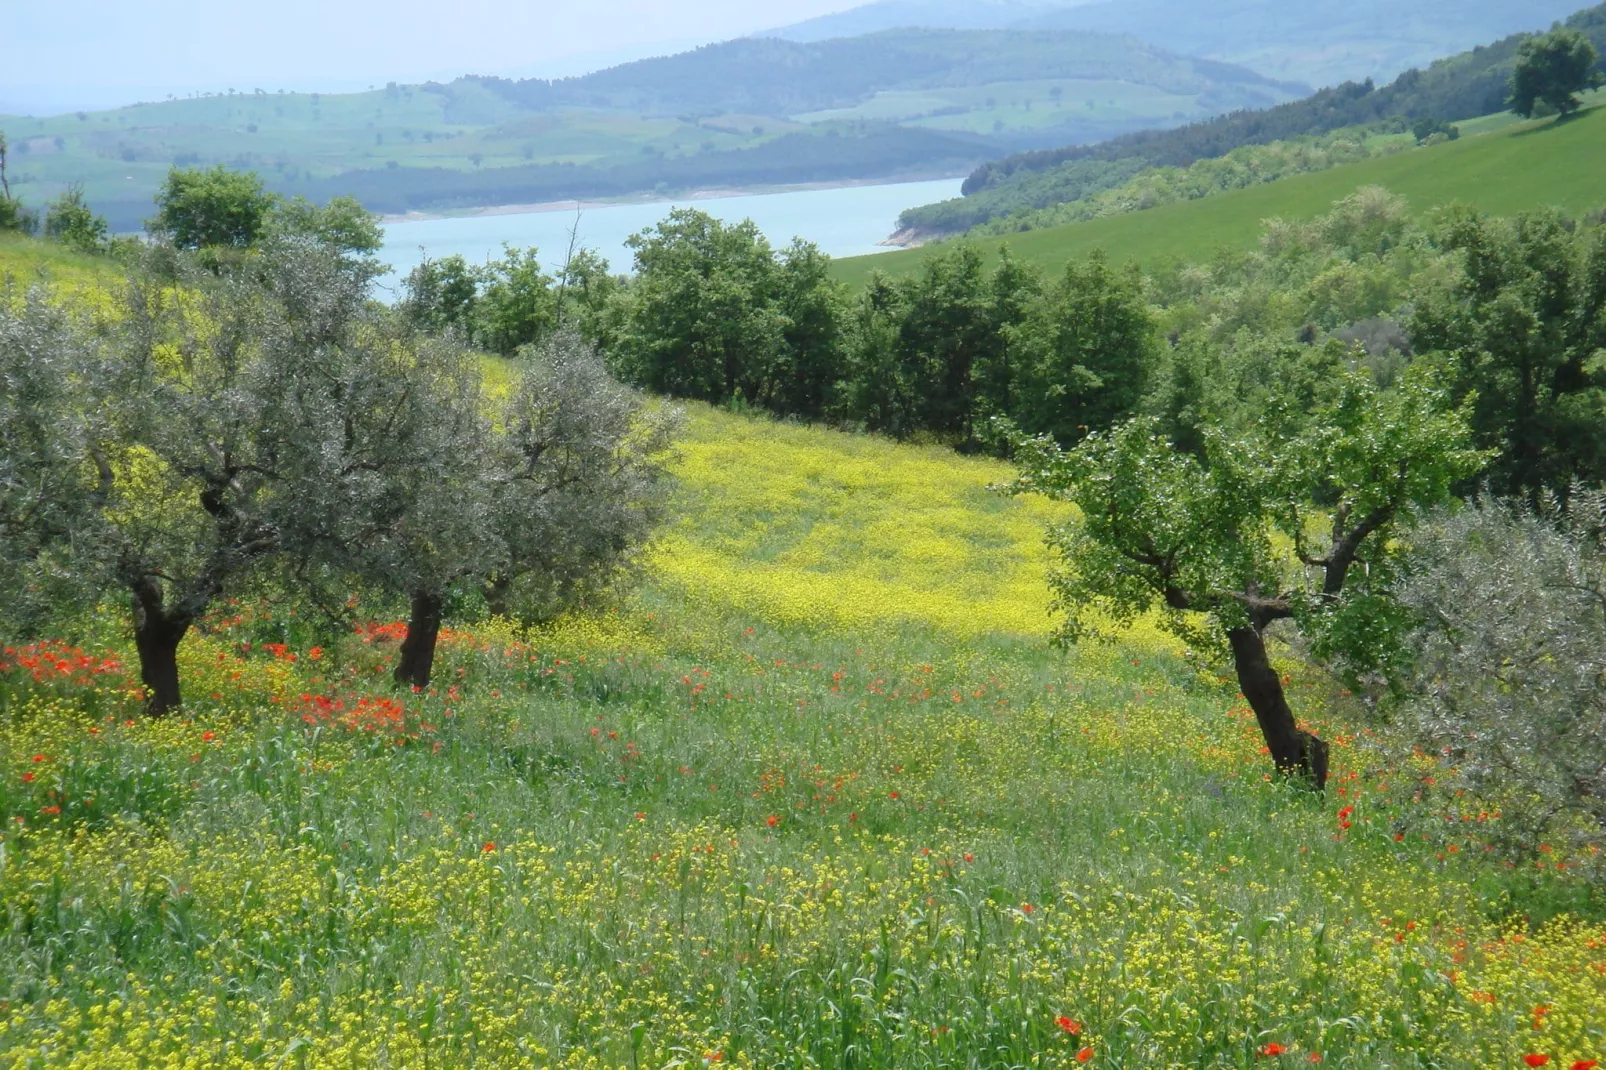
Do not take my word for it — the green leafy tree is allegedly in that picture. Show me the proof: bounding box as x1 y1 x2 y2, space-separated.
43 186 109 253
1004 366 1484 789
1510 28 1603 119
1410 207 1606 497
616 209 787 406
476 245 559 357
150 165 277 250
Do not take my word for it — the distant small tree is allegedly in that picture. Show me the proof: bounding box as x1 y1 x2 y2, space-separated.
1011 250 1157 446
150 165 277 249
1510 28 1603 119
400 253 480 340
271 195 383 261
1004 366 1484 789
43 186 109 253
0 130 36 235
617 209 788 405
476 245 559 357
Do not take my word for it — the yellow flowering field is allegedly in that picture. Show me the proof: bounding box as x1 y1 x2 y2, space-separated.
2 405 1603 1068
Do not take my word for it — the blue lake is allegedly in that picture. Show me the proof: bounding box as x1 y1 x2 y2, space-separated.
377 177 960 295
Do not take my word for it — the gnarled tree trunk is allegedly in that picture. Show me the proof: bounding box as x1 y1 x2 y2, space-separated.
1228 626 1329 791
131 578 191 717
394 589 444 690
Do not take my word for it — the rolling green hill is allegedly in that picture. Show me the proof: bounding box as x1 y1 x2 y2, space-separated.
833 100 1606 286
0 30 1297 231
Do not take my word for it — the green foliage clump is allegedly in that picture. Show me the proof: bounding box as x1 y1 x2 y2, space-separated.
1409 206 1606 497
42 187 109 253
150 165 278 249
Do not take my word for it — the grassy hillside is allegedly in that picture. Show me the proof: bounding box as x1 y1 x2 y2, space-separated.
0 232 123 291
4 401 1605 1065
837 100 1606 285
0 31 1297 231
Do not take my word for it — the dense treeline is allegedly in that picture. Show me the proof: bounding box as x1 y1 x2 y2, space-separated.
907 2 1606 237
406 191 1606 501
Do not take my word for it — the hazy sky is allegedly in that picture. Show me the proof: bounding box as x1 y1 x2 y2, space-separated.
2 0 877 114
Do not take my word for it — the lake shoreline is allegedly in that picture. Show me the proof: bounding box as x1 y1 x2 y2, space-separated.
378 171 969 225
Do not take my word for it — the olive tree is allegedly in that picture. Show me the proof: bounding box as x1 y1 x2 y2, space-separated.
1396 490 1606 870
484 335 679 624
0 294 102 633
1004 366 1484 789
294 330 678 690
0 243 388 713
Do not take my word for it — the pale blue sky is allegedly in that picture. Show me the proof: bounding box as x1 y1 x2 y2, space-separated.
2 0 885 114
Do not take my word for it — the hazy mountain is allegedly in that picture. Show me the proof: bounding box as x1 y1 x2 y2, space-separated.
758 0 1070 42
763 0 1589 87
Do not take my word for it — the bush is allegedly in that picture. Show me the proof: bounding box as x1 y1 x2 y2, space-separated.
1396 490 1606 879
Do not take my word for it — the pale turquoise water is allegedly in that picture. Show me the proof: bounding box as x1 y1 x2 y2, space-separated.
377 177 961 294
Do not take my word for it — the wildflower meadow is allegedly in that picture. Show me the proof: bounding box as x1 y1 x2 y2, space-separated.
2 405 1603 1068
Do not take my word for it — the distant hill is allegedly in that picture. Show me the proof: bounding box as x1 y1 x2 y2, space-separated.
0 29 1301 230
760 1 1063 42
763 0 1587 88
895 0 1606 239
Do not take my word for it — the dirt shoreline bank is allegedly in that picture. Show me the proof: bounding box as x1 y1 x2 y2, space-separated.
379 173 966 225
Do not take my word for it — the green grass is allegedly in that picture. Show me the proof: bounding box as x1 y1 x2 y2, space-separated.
0 232 123 291
836 98 1606 286
3 404 1605 1066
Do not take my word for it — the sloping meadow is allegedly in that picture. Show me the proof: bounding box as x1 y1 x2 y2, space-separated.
1 403 1603 1067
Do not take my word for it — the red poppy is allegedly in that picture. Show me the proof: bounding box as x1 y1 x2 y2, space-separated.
1572 1062 1600 1070
31 754 46 763
1076 1047 1094 1063
21 773 33 783
1055 1016 1082 1035
482 842 496 853
634 812 646 821
1259 1043 1288 1057
1308 1056 1323 1065
1525 1057 1551 1068
1021 902 1035 914
766 815 780 827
